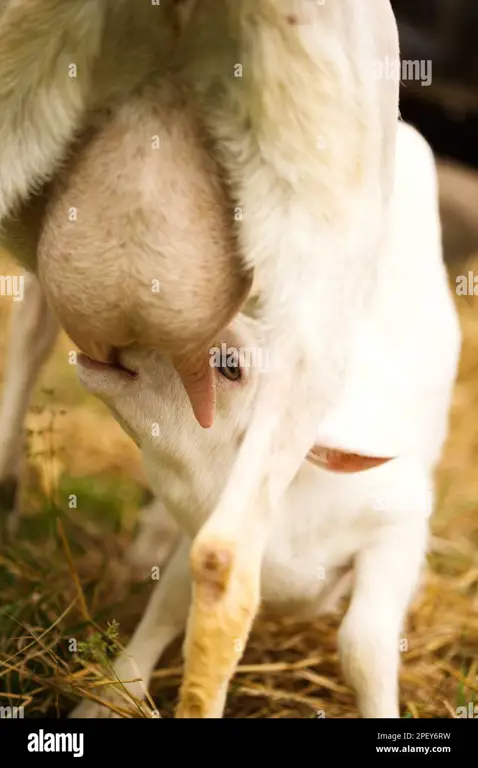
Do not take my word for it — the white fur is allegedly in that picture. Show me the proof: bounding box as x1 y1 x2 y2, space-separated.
0 0 179 224
73 122 461 718
0 0 460 718
161 1 403 569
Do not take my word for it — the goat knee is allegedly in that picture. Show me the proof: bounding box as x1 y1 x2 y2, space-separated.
190 539 235 601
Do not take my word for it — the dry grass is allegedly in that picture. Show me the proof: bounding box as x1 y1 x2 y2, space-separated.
0 169 477 718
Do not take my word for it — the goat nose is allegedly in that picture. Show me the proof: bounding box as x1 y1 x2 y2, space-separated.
174 353 216 429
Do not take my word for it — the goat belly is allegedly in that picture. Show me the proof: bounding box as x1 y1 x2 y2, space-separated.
260 554 352 619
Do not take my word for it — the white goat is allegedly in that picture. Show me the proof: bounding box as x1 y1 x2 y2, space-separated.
121 0 408 718
72 121 461 718
0 1 461 718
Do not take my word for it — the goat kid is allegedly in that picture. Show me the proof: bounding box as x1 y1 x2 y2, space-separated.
72 122 461 718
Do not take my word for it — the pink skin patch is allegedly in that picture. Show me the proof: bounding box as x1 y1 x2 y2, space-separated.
306 446 394 473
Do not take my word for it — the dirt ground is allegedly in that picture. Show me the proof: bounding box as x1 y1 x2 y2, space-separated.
0 154 477 718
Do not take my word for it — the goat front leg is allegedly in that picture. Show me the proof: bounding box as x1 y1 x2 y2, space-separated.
71 536 191 718
338 516 428 718
0 273 59 536
177 524 265 719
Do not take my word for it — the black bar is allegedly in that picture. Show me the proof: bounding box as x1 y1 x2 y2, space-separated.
0 717 474 761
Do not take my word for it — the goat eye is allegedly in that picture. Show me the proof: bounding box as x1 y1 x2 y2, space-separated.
218 354 241 381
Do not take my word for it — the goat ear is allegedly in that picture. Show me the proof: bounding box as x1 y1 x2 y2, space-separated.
306 445 394 473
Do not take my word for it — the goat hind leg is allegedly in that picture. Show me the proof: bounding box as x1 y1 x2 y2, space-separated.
0 272 59 537
338 516 428 718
